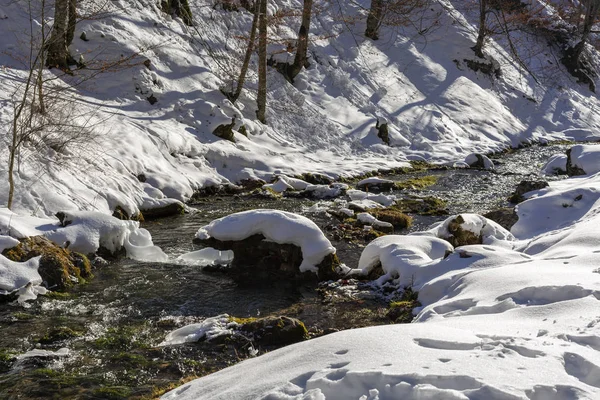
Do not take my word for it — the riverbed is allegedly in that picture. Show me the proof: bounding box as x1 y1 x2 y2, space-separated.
0 144 568 399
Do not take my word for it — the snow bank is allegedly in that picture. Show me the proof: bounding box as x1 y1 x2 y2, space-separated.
355 235 454 287
196 210 335 273
0 255 46 303
567 144 600 175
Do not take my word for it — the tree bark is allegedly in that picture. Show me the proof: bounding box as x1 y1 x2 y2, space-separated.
229 3 260 103
365 0 383 40
46 0 71 69
472 0 488 58
287 0 313 80
256 0 267 124
571 0 600 63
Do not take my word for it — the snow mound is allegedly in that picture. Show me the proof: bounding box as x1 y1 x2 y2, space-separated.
195 210 335 273
542 153 567 175
160 314 234 346
415 214 514 247
48 211 167 261
568 144 600 175
0 255 46 303
348 190 396 206
355 235 453 287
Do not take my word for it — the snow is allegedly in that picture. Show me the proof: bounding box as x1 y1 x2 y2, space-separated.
567 144 600 175
356 177 394 188
196 210 335 273
465 153 495 170
414 213 515 248
0 255 44 298
356 213 393 231
347 190 396 207
160 314 234 346
0 208 166 262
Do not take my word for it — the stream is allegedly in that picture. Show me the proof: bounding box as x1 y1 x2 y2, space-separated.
0 144 568 399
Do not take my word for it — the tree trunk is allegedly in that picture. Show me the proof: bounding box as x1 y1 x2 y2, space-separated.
287 0 313 80
163 0 194 26
256 0 267 124
228 4 260 103
46 0 71 69
66 0 76 45
472 0 487 58
571 0 600 63
365 0 383 40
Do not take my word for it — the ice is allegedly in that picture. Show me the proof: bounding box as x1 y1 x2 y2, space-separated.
176 248 234 266
160 314 234 346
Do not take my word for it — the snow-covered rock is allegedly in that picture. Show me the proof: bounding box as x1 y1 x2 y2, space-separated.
566 144 600 175
195 210 336 273
160 314 234 346
414 214 514 248
356 213 393 232
0 255 45 302
465 153 495 170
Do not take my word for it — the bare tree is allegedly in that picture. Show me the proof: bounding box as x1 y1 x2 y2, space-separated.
472 0 488 57
161 0 194 26
256 0 267 123
46 0 76 69
225 2 260 103
562 0 600 91
365 0 428 41
287 0 313 80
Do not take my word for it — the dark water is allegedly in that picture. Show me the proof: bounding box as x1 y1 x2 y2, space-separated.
0 145 568 399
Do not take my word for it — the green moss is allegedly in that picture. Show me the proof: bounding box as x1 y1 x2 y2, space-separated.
0 349 15 372
45 291 73 300
39 326 83 344
12 312 35 321
228 316 258 325
387 288 421 323
92 386 132 399
393 196 448 216
110 352 150 368
395 175 438 190
369 209 412 229
94 325 149 350
32 368 78 387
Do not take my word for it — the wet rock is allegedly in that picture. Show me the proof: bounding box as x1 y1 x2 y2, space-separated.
483 208 518 231
192 184 243 199
141 201 185 220
2 236 93 291
238 316 308 347
566 148 586 176
239 178 267 191
508 180 549 204
112 205 144 221
356 178 395 193
194 234 342 282
298 173 334 185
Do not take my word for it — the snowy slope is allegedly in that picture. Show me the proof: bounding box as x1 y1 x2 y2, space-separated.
1 0 599 216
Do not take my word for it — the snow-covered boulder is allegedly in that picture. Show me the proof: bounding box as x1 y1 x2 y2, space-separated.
0 254 46 303
52 211 167 261
413 214 514 248
566 144 600 176
465 153 494 170
356 213 393 232
354 235 453 287
194 210 341 280
542 153 567 175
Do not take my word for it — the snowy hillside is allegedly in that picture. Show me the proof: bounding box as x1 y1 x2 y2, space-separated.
1 0 600 217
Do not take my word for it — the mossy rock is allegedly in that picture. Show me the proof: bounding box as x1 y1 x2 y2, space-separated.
141 202 185 220
387 288 421 323
369 209 412 229
393 196 448 216
238 178 267 191
213 120 236 142
2 236 93 291
298 173 334 185
394 175 438 191
239 316 308 347
92 386 132 399
356 180 395 193
445 215 482 247
192 183 243 199
249 187 282 199
39 326 84 344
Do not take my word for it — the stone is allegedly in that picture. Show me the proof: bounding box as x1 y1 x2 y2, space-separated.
444 215 482 247
566 148 586 176
141 202 185 220
238 316 308 346
508 180 549 203
483 208 518 231
212 118 236 142
2 236 93 291
194 234 342 282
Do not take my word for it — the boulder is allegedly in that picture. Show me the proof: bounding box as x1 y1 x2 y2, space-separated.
141 202 185 220
238 316 308 347
483 208 518 231
566 147 587 176
508 180 549 203
2 236 93 291
194 234 342 282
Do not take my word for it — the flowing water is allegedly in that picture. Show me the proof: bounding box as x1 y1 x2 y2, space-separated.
0 144 568 399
